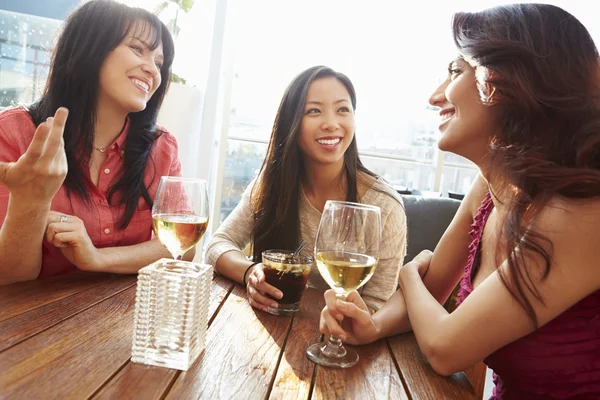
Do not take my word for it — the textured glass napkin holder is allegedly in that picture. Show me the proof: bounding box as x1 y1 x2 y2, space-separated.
131 258 213 370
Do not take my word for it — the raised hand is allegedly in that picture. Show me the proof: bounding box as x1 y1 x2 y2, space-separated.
0 107 68 204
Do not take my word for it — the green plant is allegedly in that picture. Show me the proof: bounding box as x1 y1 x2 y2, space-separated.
154 0 195 39
154 1 196 84
170 72 187 85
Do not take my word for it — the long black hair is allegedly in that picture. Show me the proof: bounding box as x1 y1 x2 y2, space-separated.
251 66 379 261
28 0 175 228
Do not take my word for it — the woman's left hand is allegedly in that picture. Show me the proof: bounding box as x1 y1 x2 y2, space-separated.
46 211 103 271
320 289 381 345
399 249 433 285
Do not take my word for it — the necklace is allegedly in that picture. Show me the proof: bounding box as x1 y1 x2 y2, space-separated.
94 145 107 153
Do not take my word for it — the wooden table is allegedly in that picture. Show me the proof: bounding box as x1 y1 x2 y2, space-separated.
0 272 485 399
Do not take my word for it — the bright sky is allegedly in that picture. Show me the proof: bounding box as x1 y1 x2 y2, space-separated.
121 0 600 139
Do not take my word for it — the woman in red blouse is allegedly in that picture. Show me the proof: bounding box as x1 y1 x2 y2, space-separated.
0 0 190 284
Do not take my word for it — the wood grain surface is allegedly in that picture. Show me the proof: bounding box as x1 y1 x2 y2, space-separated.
165 284 292 400
0 274 135 351
268 288 322 400
388 332 479 400
0 286 136 399
92 272 236 399
312 338 409 400
0 272 483 399
0 272 114 321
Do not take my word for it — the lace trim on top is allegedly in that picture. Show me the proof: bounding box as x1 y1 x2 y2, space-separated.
456 192 494 306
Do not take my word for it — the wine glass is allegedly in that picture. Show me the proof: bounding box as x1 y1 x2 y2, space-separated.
152 177 210 260
306 200 381 368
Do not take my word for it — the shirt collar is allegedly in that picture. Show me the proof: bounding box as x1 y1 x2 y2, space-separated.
111 117 130 152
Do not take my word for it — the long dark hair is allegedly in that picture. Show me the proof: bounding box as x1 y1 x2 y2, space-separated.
28 0 175 228
453 4 600 326
251 66 378 261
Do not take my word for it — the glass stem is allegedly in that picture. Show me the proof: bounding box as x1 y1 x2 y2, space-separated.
320 293 348 358
320 334 347 358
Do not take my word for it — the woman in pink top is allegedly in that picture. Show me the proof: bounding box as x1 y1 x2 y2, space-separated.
319 4 600 399
0 0 190 284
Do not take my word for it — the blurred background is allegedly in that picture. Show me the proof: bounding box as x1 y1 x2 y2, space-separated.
1 0 599 236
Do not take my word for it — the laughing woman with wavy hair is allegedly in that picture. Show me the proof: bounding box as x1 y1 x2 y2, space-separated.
319 4 600 399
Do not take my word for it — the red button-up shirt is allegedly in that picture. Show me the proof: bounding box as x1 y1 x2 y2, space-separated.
0 107 182 277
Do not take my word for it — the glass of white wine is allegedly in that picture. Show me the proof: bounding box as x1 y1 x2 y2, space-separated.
132 176 211 370
306 200 381 368
152 177 210 260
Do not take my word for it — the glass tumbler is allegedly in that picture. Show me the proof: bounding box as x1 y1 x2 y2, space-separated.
131 258 213 370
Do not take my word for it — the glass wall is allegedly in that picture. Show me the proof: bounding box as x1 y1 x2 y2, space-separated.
0 10 61 107
215 0 600 223
3 0 599 231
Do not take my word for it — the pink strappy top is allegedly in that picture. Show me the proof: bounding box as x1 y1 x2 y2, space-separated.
456 193 600 400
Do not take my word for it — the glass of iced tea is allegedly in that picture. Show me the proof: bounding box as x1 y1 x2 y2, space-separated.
262 250 313 315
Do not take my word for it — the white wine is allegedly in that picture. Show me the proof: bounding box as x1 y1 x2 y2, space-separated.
152 214 208 255
316 251 378 293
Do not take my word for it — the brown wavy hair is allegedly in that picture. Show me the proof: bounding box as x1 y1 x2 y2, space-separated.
453 4 600 326
250 66 379 261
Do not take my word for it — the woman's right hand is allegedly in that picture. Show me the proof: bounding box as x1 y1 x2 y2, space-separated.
245 263 284 312
0 107 68 204
320 289 381 345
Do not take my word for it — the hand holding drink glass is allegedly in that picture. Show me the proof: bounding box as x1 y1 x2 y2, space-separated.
261 245 312 315
306 200 381 368
245 247 312 314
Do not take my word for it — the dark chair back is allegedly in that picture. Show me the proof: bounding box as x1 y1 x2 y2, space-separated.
401 195 461 263
448 191 465 201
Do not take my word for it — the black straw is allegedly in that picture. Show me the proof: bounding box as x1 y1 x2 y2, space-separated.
292 240 308 258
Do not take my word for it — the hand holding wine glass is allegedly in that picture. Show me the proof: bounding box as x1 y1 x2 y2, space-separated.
152 177 209 260
306 200 381 368
319 289 380 346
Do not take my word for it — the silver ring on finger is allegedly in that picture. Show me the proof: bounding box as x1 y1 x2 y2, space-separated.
59 215 68 223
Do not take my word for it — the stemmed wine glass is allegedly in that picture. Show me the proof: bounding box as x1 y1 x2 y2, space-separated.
152 177 210 260
306 200 381 368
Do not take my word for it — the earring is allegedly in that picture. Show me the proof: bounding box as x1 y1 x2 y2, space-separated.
486 86 497 103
